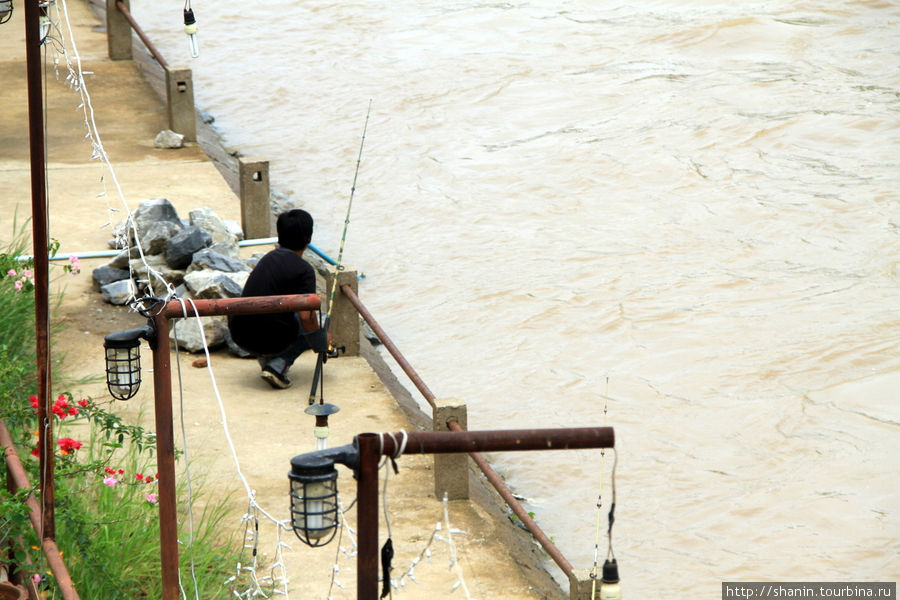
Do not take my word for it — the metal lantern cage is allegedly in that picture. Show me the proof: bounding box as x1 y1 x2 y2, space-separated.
1 0 13 25
288 452 343 547
103 323 155 401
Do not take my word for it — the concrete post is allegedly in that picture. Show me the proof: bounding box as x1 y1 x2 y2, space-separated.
106 0 132 60
568 569 599 600
432 398 468 500
165 66 197 142
322 267 360 356
238 158 271 240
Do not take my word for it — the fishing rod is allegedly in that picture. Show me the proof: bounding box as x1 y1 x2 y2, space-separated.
308 100 372 407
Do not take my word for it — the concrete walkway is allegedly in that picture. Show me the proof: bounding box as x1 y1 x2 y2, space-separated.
0 1 563 598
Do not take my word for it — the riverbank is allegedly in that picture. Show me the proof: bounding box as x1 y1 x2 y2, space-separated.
0 1 568 598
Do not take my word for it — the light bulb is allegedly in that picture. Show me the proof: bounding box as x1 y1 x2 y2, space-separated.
183 8 199 58
304 480 330 536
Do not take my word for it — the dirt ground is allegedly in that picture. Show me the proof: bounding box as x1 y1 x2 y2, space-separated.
1 2 567 598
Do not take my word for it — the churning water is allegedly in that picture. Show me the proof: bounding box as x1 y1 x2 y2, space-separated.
133 1 899 595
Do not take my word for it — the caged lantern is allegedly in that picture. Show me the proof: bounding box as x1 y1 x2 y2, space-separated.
288 443 359 547
0 0 13 25
103 323 155 401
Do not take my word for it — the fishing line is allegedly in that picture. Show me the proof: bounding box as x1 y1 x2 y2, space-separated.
590 376 613 597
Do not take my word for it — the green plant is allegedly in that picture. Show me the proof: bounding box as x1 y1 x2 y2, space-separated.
0 227 245 598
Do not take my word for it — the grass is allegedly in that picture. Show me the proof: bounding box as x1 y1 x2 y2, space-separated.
0 227 247 598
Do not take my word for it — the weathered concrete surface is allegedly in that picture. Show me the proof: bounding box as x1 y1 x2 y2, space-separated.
0 2 564 598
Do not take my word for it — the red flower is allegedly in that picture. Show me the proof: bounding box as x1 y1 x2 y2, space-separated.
135 473 145 482
67 406 78 416
77 398 89 408
29 395 39 410
104 467 116 475
57 438 83 455
117 469 124 475
31 447 40 457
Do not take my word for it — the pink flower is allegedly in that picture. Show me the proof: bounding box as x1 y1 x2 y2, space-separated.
6 269 16 277
68 256 81 275
102 476 118 487
14 280 23 291
23 269 32 279
145 493 158 504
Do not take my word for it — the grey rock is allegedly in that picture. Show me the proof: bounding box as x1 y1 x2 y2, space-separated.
129 256 185 296
132 199 183 248
191 274 243 300
165 226 212 269
224 220 244 241
189 207 237 245
209 241 240 260
106 248 137 269
169 316 227 352
142 220 185 255
100 279 136 305
183 270 249 296
92 266 130 289
187 248 249 274
154 129 184 149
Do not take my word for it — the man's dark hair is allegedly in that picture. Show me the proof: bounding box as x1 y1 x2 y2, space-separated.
276 209 313 251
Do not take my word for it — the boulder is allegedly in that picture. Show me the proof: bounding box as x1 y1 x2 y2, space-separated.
191 274 243 299
100 279 136 305
189 208 238 245
154 129 184 149
183 270 249 297
187 248 250 274
142 221 185 255
132 199 183 247
209 241 240 260
92 265 130 289
169 316 228 352
129 256 185 295
165 226 212 269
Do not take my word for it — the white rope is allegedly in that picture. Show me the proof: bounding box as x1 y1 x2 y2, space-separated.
173 298 291 598
42 6 292 597
55 0 177 303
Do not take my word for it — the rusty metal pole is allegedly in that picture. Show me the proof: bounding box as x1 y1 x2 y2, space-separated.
349 428 615 597
149 294 322 600
150 311 180 600
0 420 80 599
24 0 55 542
356 433 381 600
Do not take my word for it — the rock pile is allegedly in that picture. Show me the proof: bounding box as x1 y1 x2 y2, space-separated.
91 198 254 353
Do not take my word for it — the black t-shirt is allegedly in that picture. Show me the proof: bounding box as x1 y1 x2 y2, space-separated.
228 247 316 355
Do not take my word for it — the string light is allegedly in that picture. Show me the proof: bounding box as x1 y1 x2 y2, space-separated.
183 0 198 58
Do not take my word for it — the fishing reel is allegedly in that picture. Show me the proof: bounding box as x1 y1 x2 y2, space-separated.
326 343 346 360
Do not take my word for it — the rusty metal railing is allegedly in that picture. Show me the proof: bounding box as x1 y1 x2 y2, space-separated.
0 419 80 599
340 283 580 578
114 0 169 68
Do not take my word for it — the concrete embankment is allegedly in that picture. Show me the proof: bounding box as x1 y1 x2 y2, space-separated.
0 1 568 598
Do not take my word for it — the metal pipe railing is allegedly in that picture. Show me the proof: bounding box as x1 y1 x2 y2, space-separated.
339 283 582 578
151 294 322 600
0 419 80 599
447 419 575 575
114 0 169 68
351 427 614 599
340 284 437 409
